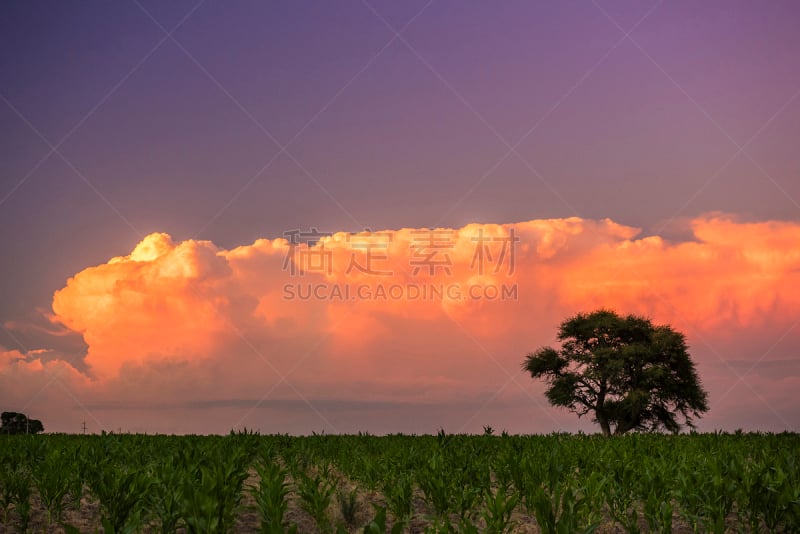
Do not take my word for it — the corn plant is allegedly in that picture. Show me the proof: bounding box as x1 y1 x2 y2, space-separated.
297 469 336 533
85 464 150 534
250 458 297 534
640 463 673 533
356 456 383 491
337 487 359 528
362 504 389 534
423 515 454 534
180 477 222 534
417 451 453 517
148 454 186 533
701 459 737 534
65 443 86 511
481 484 518 534
604 455 643 534
180 442 251 533
529 482 597 534
383 474 413 529
752 462 800 533
581 472 606 529
33 447 73 527
0 459 15 524
4 467 32 533
674 466 707 533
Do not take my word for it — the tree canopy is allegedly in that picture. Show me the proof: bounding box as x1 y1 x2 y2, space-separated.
0 411 44 435
523 309 709 436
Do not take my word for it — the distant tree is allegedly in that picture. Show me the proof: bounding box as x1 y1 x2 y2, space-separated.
0 412 44 434
523 309 709 436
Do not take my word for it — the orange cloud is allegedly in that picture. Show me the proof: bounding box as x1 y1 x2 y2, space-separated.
2 214 799 433
48 215 800 375
555 215 800 333
52 233 236 377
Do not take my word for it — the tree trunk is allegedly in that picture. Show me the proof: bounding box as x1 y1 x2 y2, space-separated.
597 414 612 437
596 381 611 436
614 421 631 435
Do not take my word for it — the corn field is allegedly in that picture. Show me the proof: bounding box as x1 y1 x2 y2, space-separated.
0 431 797 533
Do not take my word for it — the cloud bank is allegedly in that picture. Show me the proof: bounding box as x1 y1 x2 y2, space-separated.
2 215 799 434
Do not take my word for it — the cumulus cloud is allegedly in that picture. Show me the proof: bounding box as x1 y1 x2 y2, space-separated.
2 214 799 433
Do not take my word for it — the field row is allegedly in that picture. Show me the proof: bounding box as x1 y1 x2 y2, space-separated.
1 432 798 533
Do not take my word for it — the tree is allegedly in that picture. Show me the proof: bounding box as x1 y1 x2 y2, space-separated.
522 309 708 436
0 412 44 435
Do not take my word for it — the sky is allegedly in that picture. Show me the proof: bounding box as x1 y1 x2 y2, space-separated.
1 0 799 435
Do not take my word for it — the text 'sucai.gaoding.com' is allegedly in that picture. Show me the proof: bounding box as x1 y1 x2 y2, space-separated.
282 282 518 301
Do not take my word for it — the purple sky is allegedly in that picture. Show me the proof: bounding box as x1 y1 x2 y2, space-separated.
1 1 799 434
